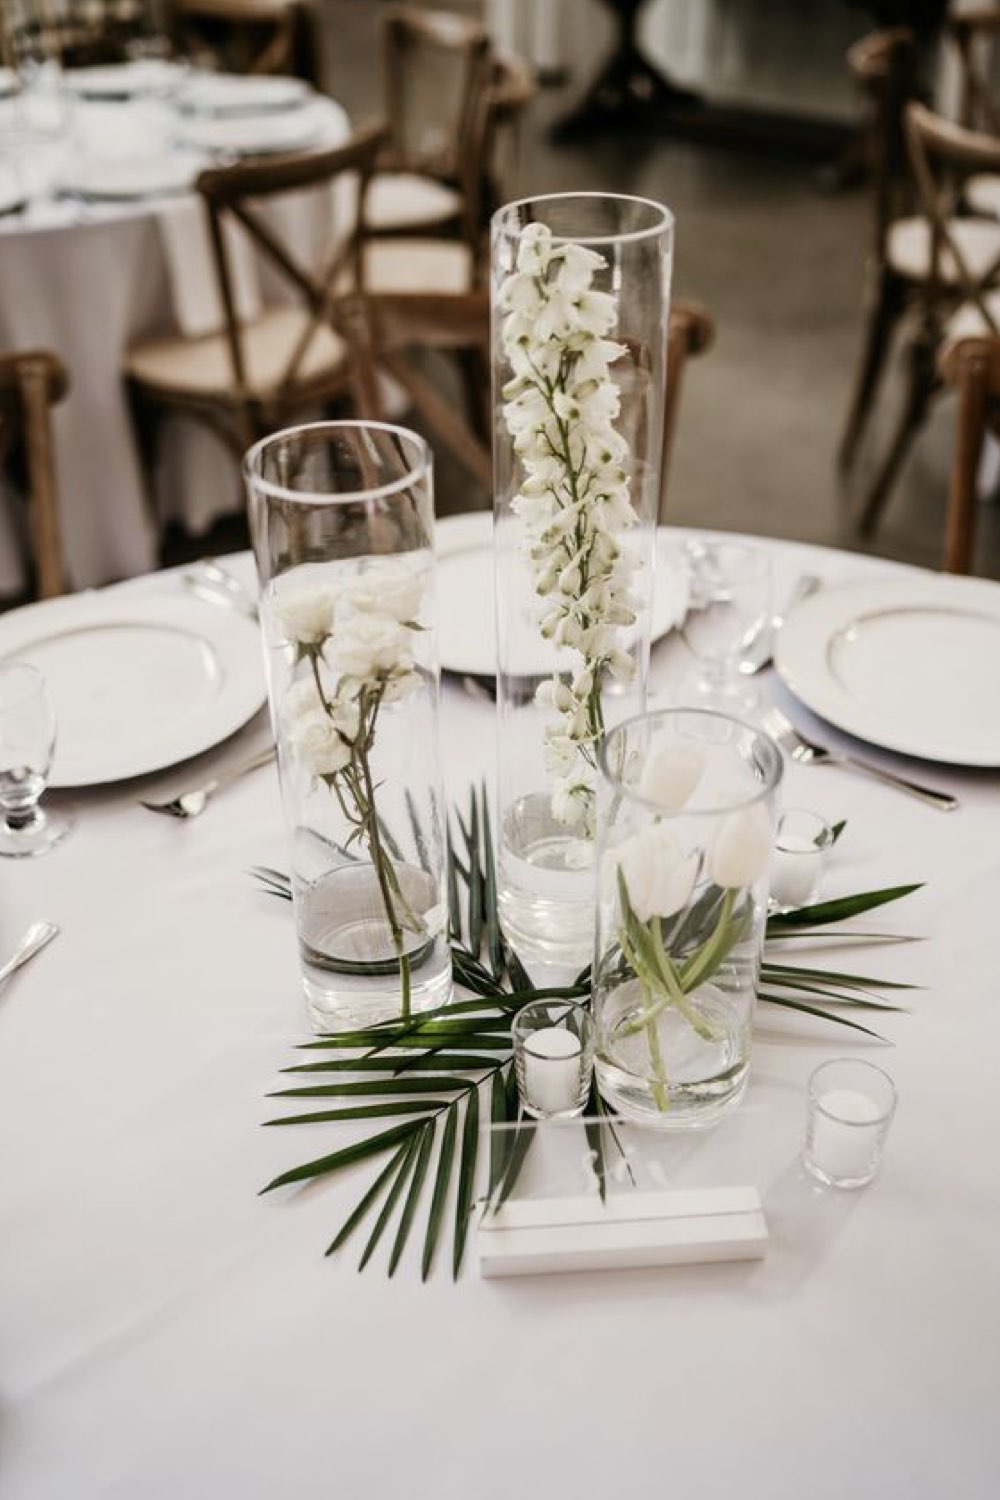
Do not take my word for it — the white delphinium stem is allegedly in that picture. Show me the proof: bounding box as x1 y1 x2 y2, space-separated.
498 222 641 837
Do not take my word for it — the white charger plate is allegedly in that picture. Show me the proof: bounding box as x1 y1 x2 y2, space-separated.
60 150 205 200
0 591 265 787
435 512 689 677
176 73 309 117
774 575 1000 767
174 103 325 156
63 61 179 100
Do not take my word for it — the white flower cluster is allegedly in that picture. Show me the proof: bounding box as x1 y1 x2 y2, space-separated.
498 221 641 837
274 560 425 778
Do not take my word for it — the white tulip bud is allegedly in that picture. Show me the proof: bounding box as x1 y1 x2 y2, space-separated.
710 805 771 890
636 739 706 812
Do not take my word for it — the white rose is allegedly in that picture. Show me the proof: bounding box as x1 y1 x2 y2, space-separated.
331 613 411 679
608 825 698 924
273 586 334 645
636 740 706 812
285 708 351 776
380 668 422 705
710 805 771 890
347 561 424 624
281 675 323 725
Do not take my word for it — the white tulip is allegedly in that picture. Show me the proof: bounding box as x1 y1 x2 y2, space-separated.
346 562 424 624
637 739 706 812
273 586 334 646
331 613 411 679
710 805 771 890
607 825 698 924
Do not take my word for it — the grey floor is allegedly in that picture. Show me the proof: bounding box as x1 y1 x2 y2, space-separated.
318 0 1000 581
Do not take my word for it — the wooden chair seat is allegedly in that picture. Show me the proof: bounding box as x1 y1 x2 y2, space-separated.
365 173 464 233
125 304 347 399
362 239 475 297
887 215 1000 283
965 172 1000 220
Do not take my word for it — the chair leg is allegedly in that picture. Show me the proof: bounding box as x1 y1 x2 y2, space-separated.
838 271 905 474
857 334 937 537
944 351 988 574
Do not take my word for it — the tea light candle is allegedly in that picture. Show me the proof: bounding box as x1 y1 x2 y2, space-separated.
771 834 824 909
810 1088 882 1182
523 1026 583 1117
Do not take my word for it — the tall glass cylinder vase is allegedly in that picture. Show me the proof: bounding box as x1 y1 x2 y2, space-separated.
492 193 673 972
594 709 782 1129
246 421 452 1032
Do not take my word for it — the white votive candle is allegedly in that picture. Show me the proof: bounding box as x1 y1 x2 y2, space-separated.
771 834 824 909
523 1026 582 1117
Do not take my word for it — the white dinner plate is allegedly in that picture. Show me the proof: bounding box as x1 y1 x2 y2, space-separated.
174 104 326 156
435 512 690 677
774 575 1000 767
176 73 310 117
0 591 266 787
60 150 205 201
63 60 178 100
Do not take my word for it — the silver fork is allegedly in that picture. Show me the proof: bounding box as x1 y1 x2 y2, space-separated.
763 708 959 812
183 560 258 621
140 747 276 818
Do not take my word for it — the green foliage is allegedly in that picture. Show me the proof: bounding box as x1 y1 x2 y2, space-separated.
256 791 920 1277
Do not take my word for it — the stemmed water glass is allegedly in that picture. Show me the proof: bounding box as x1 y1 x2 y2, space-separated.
0 663 71 857
679 539 772 715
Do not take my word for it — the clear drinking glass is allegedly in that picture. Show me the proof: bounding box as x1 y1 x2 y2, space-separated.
593 707 782 1129
680 539 772 715
245 421 452 1032
0 663 71 857
492 192 673 972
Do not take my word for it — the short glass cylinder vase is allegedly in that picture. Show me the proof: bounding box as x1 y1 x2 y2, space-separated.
246 421 452 1032
593 708 782 1129
492 192 673 972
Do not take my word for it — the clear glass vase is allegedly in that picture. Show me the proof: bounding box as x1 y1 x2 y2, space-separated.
245 421 452 1032
492 192 674 973
593 708 782 1129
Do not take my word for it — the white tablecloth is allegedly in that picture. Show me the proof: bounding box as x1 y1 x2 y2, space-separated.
1 533 998 1499
0 91 350 597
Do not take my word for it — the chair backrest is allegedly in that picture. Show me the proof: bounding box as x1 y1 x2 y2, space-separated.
468 51 535 232
937 332 1000 572
165 0 321 82
0 350 68 599
905 100 1000 331
379 4 490 182
660 300 713 520
847 27 917 258
949 6 1000 134
196 121 385 404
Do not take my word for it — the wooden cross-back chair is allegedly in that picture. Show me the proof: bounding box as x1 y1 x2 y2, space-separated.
950 6 1000 134
937 333 1000 574
0 350 68 599
858 100 1000 538
124 123 386 469
165 0 322 84
660 299 713 519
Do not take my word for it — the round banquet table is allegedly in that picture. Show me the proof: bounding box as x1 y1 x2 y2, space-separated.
0 84 350 598
0 531 998 1499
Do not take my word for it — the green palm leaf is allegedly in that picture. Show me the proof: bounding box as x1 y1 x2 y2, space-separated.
422 1103 458 1280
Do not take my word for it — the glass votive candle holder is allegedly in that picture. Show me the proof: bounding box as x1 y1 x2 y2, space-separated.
804 1058 897 1189
513 1000 594 1120
769 808 834 911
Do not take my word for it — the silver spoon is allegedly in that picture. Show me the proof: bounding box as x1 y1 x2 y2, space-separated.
0 921 59 988
140 746 275 818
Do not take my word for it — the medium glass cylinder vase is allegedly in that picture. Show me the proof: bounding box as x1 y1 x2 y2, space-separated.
246 421 452 1032
593 708 782 1129
492 192 673 971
